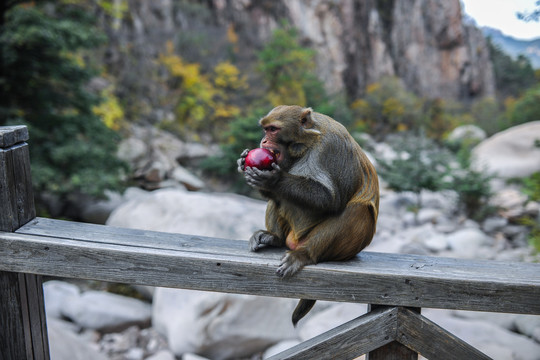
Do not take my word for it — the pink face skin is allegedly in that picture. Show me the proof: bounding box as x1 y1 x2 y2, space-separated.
260 125 284 164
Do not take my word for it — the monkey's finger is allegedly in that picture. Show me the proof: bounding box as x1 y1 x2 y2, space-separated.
277 253 303 278
240 149 250 157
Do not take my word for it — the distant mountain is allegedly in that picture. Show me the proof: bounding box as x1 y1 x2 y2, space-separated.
482 27 540 68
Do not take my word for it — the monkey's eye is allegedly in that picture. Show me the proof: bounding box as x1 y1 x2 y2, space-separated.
265 126 279 133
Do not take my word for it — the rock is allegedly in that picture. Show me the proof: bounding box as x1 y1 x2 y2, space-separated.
447 125 487 146
472 121 540 179
152 288 298 360
424 309 540 360
182 353 211 360
263 340 301 359
147 350 177 360
446 228 491 258
62 291 152 332
299 303 367 341
482 217 508 233
423 234 449 252
107 188 266 240
515 316 540 342
43 280 80 319
170 166 205 191
117 137 148 164
48 318 107 360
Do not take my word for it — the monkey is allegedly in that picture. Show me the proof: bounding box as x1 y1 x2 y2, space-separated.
237 105 379 326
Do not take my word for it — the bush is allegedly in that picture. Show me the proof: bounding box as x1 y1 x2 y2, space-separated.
0 2 127 205
375 131 452 220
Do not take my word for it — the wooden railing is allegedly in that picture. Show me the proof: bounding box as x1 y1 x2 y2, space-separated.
1 125 539 360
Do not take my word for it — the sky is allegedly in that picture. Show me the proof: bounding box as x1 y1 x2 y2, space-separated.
461 0 540 40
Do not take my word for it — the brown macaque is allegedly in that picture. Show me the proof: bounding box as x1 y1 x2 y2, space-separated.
238 105 379 325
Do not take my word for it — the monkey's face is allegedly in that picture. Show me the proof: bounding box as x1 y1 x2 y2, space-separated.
259 106 322 170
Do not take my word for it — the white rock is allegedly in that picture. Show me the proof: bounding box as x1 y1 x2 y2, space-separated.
424 309 540 360
153 288 298 360
170 166 205 190
447 124 487 144
482 217 508 233
446 228 491 258
107 188 266 240
298 303 367 341
48 318 107 360
423 234 449 252
62 291 152 332
43 280 80 319
182 353 211 360
263 340 301 359
145 350 177 360
472 121 540 179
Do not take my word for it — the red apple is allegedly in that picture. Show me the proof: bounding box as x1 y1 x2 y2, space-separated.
244 148 276 170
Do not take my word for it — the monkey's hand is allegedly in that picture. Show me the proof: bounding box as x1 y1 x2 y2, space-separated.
237 149 250 173
249 230 283 251
244 163 281 191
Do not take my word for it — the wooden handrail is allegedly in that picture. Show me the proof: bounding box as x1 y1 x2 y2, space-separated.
1 217 539 315
1 125 539 360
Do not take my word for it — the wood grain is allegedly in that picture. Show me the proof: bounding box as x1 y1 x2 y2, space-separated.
267 306 397 360
0 217 538 315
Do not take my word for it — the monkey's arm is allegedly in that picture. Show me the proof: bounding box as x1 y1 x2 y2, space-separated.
244 165 341 213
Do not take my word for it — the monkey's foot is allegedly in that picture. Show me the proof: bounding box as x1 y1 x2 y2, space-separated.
249 230 281 252
276 252 306 278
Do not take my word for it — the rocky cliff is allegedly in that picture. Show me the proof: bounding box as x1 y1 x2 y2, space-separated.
99 0 495 122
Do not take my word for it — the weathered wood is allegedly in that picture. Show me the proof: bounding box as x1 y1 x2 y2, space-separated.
268 306 397 360
397 307 491 360
366 305 418 360
0 125 48 360
0 125 29 148
0 217 539 315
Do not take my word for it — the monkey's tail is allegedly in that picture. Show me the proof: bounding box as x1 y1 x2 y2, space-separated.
292 299 316 327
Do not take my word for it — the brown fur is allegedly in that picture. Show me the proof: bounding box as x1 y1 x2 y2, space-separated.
239 105 379 325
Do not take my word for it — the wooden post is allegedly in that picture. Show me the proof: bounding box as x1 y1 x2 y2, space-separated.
366 305 419 360
0 126 50 360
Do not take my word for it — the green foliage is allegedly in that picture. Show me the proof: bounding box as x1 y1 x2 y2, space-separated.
376 131 452 214
1 2 127 202
506 85 540 127
469 97 507 136
158 41 246 138
516 171 540 252
450 149 496 220
488 38 537 99
257 25 317 107
351 77 424 139
377 131 495 221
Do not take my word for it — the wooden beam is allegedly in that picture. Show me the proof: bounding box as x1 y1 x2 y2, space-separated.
0 126 48 360
397 307 491 360
366 305 418 360
267 306 397 360
0 217 539 315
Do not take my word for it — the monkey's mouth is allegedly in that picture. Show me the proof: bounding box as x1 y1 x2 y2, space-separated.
264 147 282 164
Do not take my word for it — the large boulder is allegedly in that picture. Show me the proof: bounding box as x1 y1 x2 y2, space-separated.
106 188 266 240
62 290 152 332
152 288 298 360
472 121 540 178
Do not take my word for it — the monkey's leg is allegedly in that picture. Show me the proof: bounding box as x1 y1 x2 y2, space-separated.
277 202 376 277
249 201 288 252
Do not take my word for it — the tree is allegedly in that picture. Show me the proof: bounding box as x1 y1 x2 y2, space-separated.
351 77 423 139
487 38 537 99
1 1 127 211
257 26 317 107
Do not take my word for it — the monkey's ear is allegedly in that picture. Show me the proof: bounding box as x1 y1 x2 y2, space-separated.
300 107 314 128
